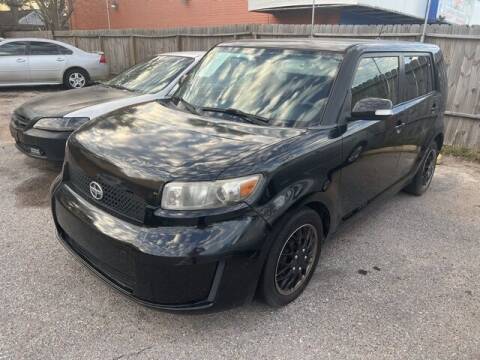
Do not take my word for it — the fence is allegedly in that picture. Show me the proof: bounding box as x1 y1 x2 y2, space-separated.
5 23 480 150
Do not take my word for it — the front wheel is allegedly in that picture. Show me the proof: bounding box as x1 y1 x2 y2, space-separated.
259 208 323 307
64 68 89 89
404 142 438 196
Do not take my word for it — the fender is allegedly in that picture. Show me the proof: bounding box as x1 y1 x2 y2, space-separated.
252 172 341 237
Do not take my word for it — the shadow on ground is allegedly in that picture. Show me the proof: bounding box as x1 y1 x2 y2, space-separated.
11 158 61 208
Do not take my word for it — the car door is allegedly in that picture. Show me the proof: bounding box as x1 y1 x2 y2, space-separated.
28 41 66 84
395 53 439 178
340 54 404 216
0 41 29 84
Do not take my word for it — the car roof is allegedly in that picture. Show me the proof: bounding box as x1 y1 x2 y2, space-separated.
0 37 78 49
158 51 205 58
218 38 439 53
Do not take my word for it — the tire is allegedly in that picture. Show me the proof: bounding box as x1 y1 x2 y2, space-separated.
259 207 323 307
64 68 89 89
403 142 438 196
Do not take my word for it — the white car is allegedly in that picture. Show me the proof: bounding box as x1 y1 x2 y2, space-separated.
10 51 205 162
0 38 109 89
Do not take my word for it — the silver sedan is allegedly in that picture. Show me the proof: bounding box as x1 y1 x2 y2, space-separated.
0 38 109 89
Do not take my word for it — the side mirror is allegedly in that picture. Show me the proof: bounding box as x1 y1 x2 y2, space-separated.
351 98 393 120
179 73 188 85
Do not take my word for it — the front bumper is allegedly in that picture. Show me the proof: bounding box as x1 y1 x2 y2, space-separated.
10 121 70 162
51 181 270 311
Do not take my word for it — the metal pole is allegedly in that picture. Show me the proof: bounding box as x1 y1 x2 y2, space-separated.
310 0 316 38
421 0 432 42
105 0 111 30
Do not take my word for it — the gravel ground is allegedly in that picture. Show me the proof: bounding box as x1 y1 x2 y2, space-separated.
0 88 479 360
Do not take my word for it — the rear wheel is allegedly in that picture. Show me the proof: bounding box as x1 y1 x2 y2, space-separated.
64 68 89 89
259 208 323 307
404 142 438 196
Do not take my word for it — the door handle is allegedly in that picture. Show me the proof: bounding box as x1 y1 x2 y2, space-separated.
56 58 65 62
395 121 406 134
16 58 26 63
431 103 437 113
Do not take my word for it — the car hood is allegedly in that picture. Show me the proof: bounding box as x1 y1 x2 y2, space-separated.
65 93 158 120
15 85 138 122
68 101 304 184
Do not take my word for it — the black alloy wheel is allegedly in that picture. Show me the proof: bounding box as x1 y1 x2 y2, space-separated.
422 148 437 187
275 224 318 296
404 142 438 196
259 207 323 307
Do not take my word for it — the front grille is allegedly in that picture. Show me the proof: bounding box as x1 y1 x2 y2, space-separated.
12 113 29 129
68 165 147 223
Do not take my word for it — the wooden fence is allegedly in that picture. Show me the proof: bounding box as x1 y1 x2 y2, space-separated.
6 23 480 150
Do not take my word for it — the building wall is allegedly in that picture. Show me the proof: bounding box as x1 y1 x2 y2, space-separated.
71 0 276 30
70 0 110 29
75 0 472 29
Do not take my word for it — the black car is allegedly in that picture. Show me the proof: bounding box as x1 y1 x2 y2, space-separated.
9 52 204 162
51 39 447 311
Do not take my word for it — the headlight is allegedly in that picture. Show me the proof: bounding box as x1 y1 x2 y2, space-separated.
33 117 90 131
161 174 262 210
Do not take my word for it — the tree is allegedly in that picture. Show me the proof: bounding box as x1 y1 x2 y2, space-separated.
33 0 75 31
0 0 25 25
1 0 75 31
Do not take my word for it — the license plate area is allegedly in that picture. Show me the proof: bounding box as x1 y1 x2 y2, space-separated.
55 199 136 290
29 147 42 156
66 228 136 291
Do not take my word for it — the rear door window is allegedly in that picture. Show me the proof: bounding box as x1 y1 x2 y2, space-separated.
404 55 434 101
351 56 400 109
28 41 60 55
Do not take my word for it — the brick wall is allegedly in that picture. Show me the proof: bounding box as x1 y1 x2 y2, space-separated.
70 0 342 30
71 0 110 30
71 0 274 29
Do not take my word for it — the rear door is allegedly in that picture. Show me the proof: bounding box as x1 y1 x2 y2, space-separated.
0 41 29 84
340 54 404 215
396 53 439 178
28 41 66 83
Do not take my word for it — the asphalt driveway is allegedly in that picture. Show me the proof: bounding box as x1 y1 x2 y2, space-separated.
0 88 479 359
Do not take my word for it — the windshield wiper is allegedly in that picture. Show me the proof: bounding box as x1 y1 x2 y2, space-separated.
200 107 269 125
171 96 201 115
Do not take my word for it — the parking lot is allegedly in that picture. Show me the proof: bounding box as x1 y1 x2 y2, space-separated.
0 88 479 359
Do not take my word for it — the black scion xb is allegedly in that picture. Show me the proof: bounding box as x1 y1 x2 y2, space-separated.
51 39 447 311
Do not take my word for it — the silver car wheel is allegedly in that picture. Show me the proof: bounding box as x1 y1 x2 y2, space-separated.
69 72 86 88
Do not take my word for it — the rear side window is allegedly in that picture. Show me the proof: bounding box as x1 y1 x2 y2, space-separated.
29 41 59 55
404 55 434 100
58 45 73 55
351 56 400 108
0 42 27 56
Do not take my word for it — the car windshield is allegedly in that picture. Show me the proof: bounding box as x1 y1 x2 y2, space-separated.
105 55 194 94
176 46 342 128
